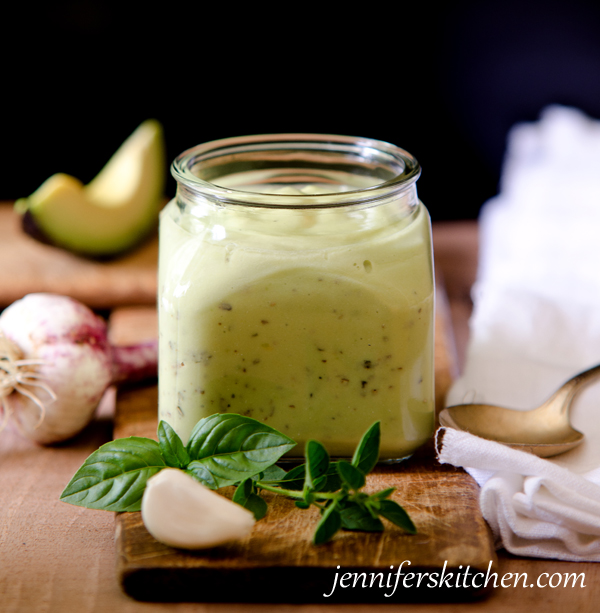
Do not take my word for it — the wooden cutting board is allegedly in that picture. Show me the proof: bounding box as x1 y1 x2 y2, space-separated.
0 202 159 308
109 301 496 604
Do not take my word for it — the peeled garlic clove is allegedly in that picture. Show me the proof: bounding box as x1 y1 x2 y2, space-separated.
141 468 255 549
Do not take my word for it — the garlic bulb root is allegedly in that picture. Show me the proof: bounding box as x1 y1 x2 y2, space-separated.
0 332 56 433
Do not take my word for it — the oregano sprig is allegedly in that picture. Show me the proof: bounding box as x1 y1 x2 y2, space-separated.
238 421 417 544
60 415 416 544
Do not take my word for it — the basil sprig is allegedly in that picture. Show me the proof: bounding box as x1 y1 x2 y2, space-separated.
60 414 294 512
60 415 416 544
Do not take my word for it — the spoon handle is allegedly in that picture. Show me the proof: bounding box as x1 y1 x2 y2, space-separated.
548 363 600 415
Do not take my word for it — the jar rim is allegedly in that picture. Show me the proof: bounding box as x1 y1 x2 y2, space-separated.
171 133 421 209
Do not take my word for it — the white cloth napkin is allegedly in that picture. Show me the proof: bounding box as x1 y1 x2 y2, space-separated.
437 105 600 561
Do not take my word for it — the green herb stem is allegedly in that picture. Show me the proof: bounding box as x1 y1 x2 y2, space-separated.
256 481 339 501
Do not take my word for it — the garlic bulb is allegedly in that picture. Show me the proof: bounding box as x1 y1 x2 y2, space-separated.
141 468 256 549
0 293 157 444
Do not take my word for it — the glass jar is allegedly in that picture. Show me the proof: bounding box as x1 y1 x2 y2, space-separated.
158 134 434 461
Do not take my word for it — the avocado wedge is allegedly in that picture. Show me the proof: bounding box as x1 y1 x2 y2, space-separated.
15 119 166 257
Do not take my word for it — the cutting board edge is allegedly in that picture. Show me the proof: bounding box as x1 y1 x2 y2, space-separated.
116 554 498 604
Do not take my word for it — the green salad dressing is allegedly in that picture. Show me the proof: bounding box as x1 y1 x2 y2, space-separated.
158 178 434 460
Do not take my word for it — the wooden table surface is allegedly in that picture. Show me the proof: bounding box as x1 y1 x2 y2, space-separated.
1 221 598 612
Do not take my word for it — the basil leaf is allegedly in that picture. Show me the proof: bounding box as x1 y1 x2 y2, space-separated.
337 460 366 490
158 421 190 468
60 437 166 512
186 461 218 489
313 502 342 545
186 413 296 488
340 501 385 532
305 440 329 491
255 464 288 483
378 499 417 534
268 463 306 490
279 463 306 489
351 421 380 475
233 478 268 520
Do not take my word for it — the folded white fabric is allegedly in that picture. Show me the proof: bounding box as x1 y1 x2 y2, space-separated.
438 105 600 561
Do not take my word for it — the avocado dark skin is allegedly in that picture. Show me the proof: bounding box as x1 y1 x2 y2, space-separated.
19 209 156 262
21 210 54 246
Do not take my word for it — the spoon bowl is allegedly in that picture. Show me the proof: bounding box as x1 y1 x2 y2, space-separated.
439 364 600 457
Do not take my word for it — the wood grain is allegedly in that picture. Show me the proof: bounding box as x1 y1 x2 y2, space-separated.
433 221 479 370
110 298 496 604
0 202 159 308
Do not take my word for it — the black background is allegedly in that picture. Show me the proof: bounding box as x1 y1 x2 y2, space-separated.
3 0 600 221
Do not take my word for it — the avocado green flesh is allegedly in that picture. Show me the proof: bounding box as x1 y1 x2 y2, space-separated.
16 120 165 257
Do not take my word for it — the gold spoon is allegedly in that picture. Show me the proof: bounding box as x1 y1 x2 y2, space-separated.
438 364 600 457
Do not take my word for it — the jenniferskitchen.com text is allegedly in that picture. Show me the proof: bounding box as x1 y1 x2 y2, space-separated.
323 561 586 598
